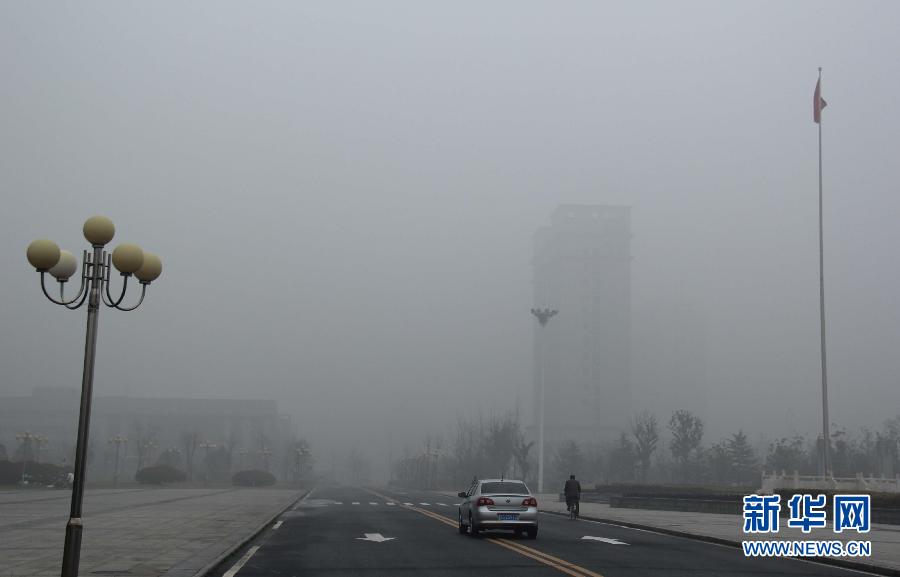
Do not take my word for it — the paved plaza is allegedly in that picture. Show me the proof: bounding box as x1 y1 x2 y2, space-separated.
0 486 304 577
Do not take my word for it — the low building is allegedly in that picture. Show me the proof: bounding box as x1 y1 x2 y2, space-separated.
0 387 294 482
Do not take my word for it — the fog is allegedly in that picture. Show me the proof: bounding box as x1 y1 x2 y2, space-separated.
2 1 899 481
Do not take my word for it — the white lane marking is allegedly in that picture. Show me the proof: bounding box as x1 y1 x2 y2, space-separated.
419 502 431 506
292 487 316 510
404 502 414 506
223 545 260 577
386 502 396 506
436 502 447 506
369 502 378 505
352 501 360 505
581 536 629 545
454 503 461 506
334 501 343 505
272 520 283 530
357 532 395 542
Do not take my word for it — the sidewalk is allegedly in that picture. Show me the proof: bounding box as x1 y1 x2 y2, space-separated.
535 493 900 576
0 487 304 577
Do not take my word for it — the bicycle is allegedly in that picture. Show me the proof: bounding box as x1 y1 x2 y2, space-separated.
567 499 579 520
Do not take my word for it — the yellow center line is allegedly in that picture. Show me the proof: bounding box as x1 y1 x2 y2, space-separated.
365 489 604 577
487 538 593 577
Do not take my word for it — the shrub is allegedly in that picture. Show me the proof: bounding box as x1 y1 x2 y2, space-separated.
232 469 276 487
0 460 71 485
135 465 186 485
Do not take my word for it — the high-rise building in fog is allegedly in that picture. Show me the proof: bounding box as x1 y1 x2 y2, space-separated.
533 205 632 446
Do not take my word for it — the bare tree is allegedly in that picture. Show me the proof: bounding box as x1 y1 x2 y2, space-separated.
669 410 704 482
348 446 369 483
181 431 199 481
512 436 534 484
483 413 518 478
631 410 659 482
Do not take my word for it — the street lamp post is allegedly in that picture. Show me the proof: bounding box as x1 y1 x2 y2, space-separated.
199 442 216 484
26 216 162 577
15 431 37 484
258 447 272 472
140 441 158 469
35 436 49 464
292 447 308 484
108 436 127 488
430 450 441 489
236 448 248 471
530 307 558 494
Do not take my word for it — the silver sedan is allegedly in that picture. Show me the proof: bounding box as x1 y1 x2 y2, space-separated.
457 479 539 538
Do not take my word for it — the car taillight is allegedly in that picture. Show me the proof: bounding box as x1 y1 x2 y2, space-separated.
522 497 537 507
476 497 495 506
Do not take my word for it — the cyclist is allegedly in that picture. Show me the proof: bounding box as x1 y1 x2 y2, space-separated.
563 474 581 519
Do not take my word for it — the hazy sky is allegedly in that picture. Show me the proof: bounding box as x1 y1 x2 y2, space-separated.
2 1 899 459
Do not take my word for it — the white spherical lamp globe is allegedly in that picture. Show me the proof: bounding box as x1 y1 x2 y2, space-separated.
83 216 115 246
111 243 144 275
26 239 61 271
49 250 78 280
134 252 162 284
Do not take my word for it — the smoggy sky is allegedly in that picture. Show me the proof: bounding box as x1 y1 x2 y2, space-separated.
2 1 899 460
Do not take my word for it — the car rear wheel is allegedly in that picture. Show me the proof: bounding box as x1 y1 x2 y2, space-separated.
469 513 480 536
526 527 538 539
458 512 467 534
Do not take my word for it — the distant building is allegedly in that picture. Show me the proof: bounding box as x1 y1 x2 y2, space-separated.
532 205 632 446
0 387 294 481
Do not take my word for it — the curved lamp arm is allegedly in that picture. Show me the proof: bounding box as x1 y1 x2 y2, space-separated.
103 254 129 308
110 284 146 311
40 272 88 307
65 287 91 310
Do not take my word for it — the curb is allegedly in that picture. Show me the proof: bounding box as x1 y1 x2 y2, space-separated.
542 509 900 577
189 488 311 577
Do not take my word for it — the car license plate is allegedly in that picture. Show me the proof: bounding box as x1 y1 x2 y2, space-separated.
497 513 519 521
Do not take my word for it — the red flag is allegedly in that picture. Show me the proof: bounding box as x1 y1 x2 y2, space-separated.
814 78 827 123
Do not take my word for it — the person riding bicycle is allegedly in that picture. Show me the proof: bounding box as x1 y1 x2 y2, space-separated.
563 474 581 517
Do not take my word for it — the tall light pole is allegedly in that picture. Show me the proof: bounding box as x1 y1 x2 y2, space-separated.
199 442 217 484
26 216 162 577
531 307 558 493
15 431 37 484
108 436 127 487
258 447 272 472
293 446 310 484
140 441 158 469
236 448 248 472
35 436 49 464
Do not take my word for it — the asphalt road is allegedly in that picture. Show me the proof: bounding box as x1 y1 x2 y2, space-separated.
212 485 875 577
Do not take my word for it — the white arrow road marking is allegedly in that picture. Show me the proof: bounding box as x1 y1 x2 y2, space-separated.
356 533 395 543
581 536 629 545
272 521 283 530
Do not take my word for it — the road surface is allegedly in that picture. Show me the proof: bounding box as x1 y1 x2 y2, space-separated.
212 485 876 577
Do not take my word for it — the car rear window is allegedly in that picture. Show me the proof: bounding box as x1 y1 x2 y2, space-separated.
481 482 528 495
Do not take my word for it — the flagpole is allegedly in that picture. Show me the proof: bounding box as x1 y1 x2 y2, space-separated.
817 66 831 478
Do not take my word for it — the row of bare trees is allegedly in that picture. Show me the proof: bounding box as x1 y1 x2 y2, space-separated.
393 412 534 490
393 409 900 490
573 410 900 486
